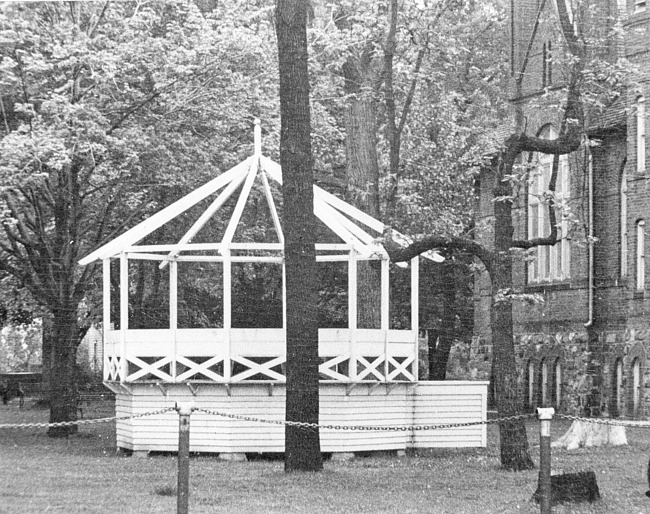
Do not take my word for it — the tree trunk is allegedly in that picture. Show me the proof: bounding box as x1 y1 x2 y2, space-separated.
41 315 53 403
343 78 382 329
552 420 627 450
47 306 80 437
428 263 456 380
492 172 534 470
276 0 323 473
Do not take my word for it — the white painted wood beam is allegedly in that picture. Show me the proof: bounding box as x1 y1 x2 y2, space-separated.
159 166 249 268
128 243 285 252
79 157 254 264
119 252 128 382
170 260 178 382
381 258 389 380
315 198 375 245
102 258 111 382
223 252 232 381
220 156 260 252
314 186 384 233
411 256 419 381
314 200 370 257
348 251 357 380
261 170 284 244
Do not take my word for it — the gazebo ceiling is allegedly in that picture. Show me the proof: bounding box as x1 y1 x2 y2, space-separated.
79 120 443 265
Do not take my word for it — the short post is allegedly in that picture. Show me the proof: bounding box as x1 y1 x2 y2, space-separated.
537 407 555 514
176 402 195 514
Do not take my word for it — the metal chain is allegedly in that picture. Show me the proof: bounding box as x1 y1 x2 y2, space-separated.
555 413 650 428
0 408 176 430
193 408 536 432
3 408 648 432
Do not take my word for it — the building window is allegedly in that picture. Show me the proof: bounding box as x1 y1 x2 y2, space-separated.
539 358 548 406
528 126 571 283
638 96 646 173
636 219 645 290
621 168 628 277
542 41 553 87
634 0 647 14
551 358 562 410
527 360 535 410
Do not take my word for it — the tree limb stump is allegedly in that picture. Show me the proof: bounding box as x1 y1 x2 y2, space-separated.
551 420 627 451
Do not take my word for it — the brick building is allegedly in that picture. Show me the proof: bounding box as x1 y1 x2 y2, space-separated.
473 0 649 417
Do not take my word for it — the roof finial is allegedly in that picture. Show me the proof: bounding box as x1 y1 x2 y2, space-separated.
254 118 261 156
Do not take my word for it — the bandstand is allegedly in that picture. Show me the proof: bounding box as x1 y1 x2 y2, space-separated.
80 120 487 456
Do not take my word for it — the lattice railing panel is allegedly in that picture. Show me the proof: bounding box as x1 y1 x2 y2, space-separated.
356 355 386 381
386 356 415 381
175 355 225 382
126 356 174 382
230 356 286 381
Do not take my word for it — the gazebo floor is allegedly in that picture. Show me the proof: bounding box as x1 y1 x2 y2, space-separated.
105 381 488 455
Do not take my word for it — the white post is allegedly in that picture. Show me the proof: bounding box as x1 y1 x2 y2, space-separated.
119 252 129 382
223 251 232 381
381 258 389 381
348 250 357 380
411 256 419 381
102 258 111 381
170 260 178 382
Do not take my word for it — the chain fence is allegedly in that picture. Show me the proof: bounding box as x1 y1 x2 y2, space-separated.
2 405 650 431
0 407 175 430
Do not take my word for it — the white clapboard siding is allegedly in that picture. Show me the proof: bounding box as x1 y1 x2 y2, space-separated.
109 381 488 453
409 381 487 448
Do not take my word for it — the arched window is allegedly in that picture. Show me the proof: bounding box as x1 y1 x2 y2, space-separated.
638 96 646 172
636 220 645 290
528 125 571 283
551 358 561 410
633 357 642 417
539 358 548 407
527 360 535 410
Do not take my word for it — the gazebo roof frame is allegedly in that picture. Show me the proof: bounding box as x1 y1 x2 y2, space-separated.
79 119 442 266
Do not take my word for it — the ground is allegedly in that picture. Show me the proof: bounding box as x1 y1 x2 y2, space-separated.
1 398 649 513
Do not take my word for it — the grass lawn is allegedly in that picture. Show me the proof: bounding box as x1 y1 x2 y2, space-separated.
1 399 650 513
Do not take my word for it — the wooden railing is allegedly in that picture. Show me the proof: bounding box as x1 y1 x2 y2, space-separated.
104 328 418 383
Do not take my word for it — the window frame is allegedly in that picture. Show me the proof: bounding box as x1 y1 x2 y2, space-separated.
638 96 646 173
527 126 571 284
636 219 645 290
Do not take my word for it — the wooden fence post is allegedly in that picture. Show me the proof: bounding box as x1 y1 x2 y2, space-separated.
537 407 555 514
176 402 195 514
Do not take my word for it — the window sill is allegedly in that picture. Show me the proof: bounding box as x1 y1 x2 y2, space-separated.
525 282 572 293
633 290 645 299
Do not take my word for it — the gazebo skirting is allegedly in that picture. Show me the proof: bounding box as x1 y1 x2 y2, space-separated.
105 381 488 454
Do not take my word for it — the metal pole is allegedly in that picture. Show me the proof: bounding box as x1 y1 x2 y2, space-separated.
537 407 554 514
176 402 195 514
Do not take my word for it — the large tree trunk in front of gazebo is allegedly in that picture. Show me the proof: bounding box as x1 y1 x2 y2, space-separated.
491 175 534 471
276 0 323 472
47 305 80 437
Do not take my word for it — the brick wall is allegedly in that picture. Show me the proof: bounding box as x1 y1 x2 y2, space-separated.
467 0 650 417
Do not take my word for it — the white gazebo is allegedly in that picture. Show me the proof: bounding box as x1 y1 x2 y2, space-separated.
80 120 487 457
